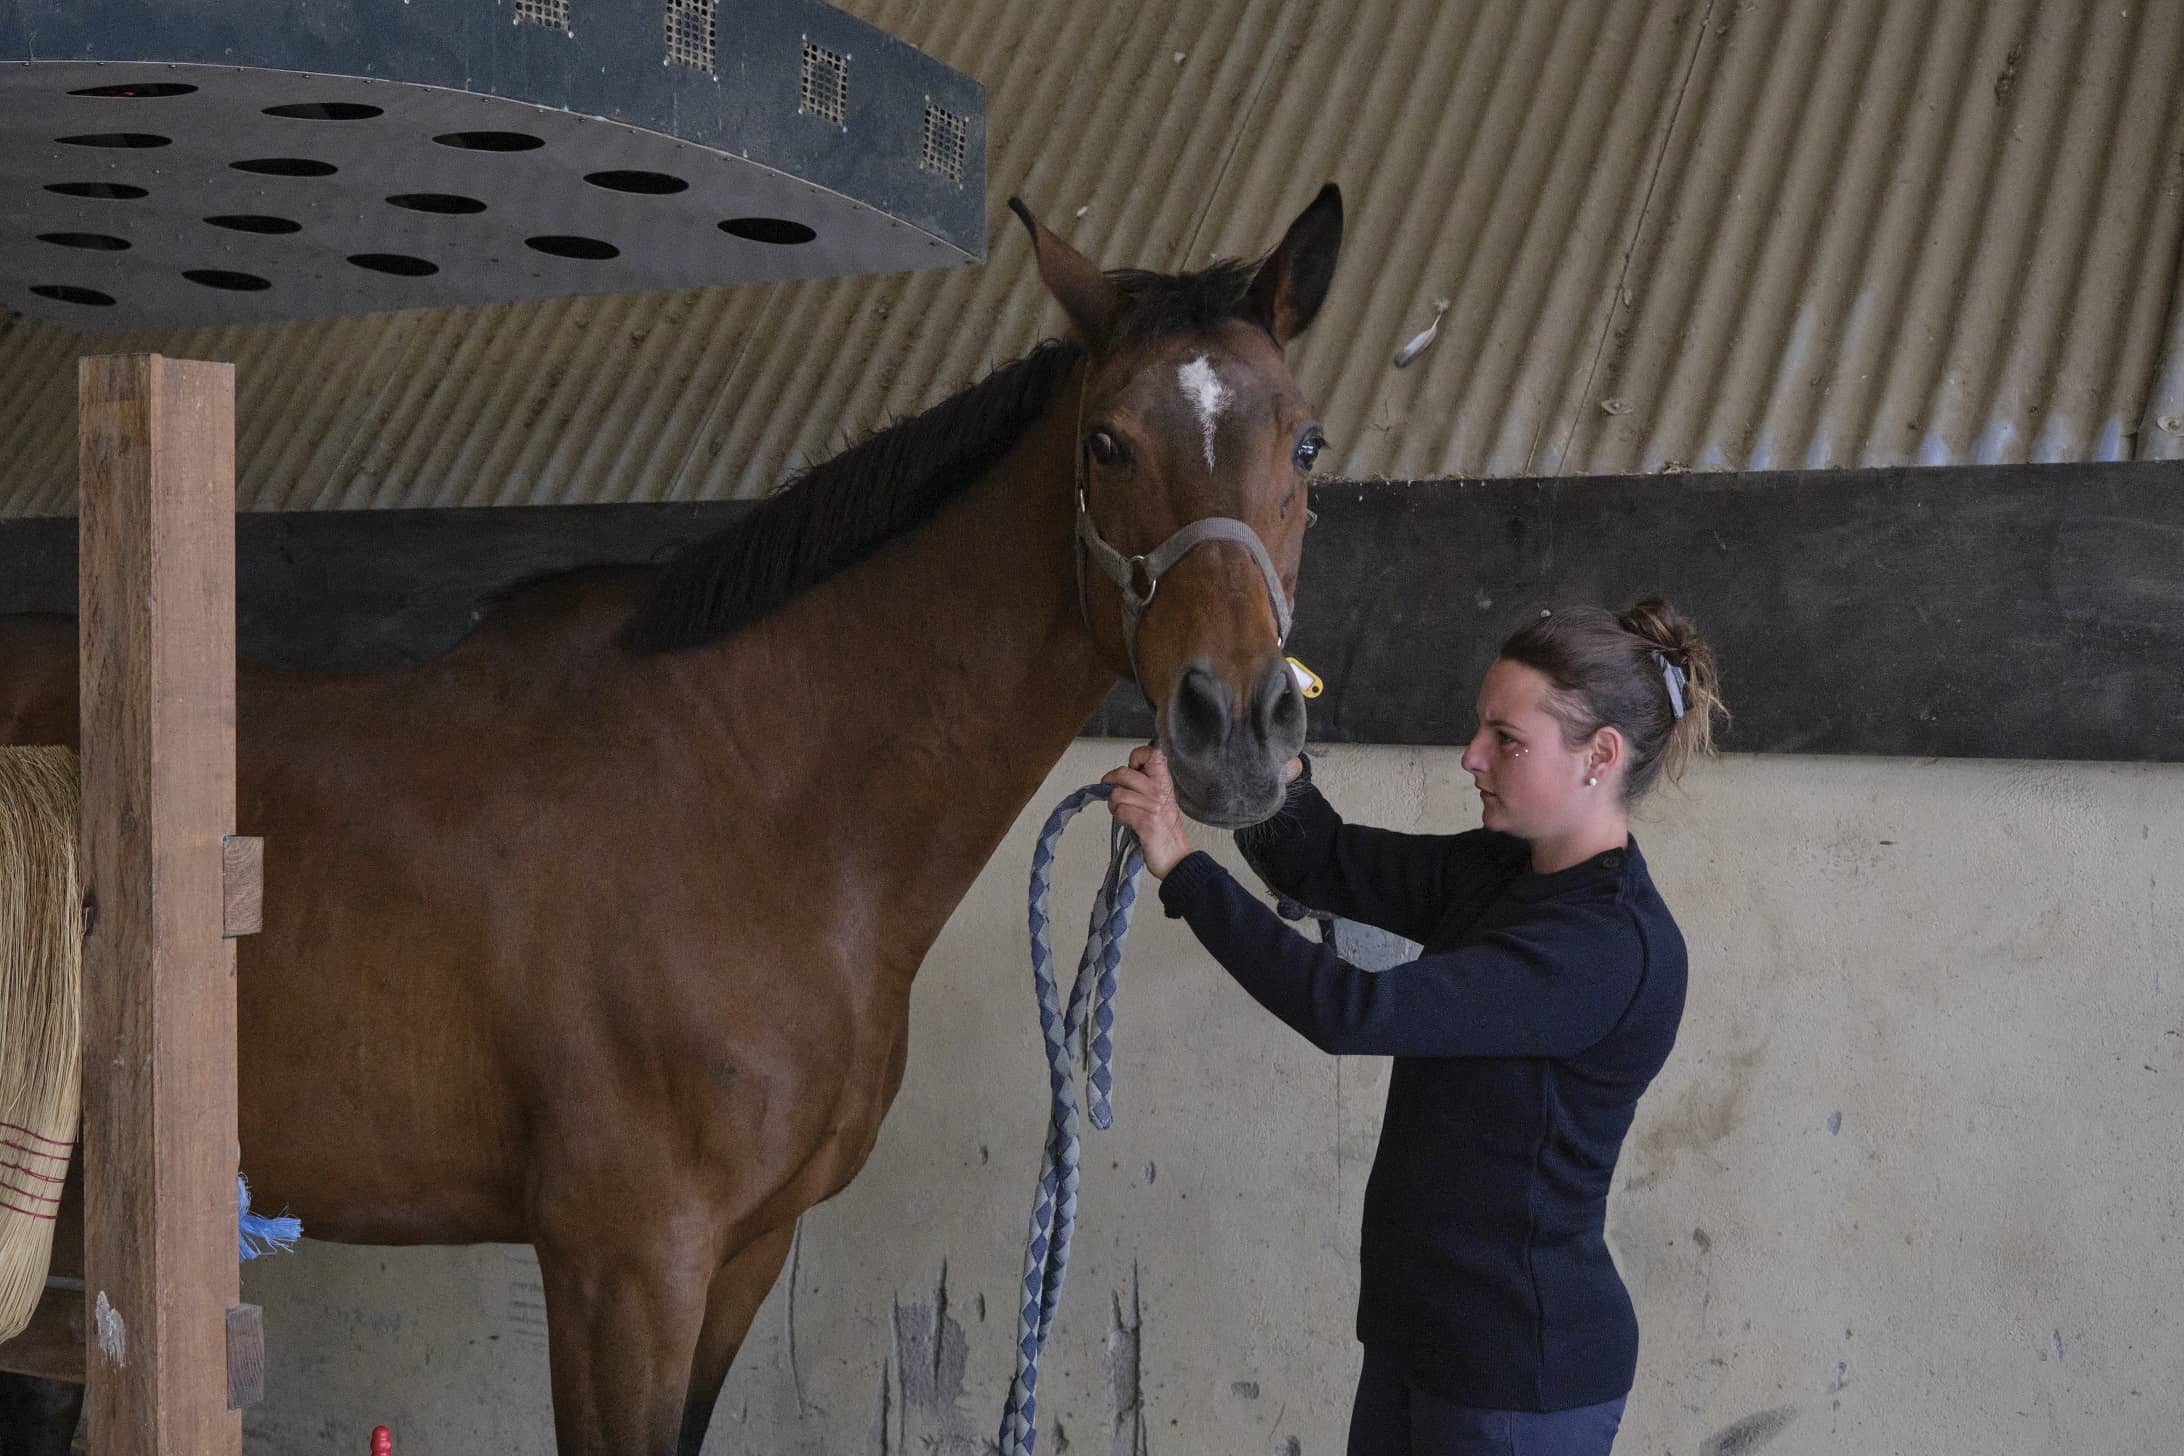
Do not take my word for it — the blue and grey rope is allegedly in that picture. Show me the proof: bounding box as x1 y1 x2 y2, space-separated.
998 783 1144 1456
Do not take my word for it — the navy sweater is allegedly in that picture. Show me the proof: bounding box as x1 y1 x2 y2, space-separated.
1156 760 1687 1412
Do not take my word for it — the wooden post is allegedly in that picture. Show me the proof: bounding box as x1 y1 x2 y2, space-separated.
75 355 242 1456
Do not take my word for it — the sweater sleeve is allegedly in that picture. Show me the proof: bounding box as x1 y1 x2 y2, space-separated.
1232 755 1519 945
1159 852 1642 1059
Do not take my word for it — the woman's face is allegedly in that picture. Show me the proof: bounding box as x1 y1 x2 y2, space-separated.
1459 659 1600 840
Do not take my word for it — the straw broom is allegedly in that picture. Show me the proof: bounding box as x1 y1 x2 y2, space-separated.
0 746 81 1342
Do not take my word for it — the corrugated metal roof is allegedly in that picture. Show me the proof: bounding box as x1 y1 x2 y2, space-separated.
3 0 2182 514
1566 0 2184 475
1200 0 1705 480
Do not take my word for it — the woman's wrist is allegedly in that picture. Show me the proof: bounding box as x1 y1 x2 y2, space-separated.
1140 826 1193 877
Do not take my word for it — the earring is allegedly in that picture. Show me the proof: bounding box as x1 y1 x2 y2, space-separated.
1586 775 1598 788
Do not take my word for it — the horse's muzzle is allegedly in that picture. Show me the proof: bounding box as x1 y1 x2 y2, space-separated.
1161 651 1305 829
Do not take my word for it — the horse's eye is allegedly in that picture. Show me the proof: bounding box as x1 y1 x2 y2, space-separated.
1087 428 1127 469
1294 430 1327 472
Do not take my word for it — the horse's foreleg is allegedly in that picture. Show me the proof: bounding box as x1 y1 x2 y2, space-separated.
676 1223 795 1456
537 1235 712 1456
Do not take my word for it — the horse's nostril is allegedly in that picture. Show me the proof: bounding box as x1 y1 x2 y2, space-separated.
1252 657 1308 751
1168 664 1230 758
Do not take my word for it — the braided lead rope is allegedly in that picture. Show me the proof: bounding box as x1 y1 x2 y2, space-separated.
998 783 1144 1456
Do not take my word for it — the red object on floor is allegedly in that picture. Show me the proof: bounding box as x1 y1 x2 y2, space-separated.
371 1428 392 1455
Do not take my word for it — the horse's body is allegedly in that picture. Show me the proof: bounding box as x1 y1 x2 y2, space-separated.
0 187 1342 1454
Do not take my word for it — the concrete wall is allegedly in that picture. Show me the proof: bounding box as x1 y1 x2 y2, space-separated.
237 743 2184 1456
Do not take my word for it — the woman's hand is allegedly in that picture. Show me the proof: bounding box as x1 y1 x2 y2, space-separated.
1102 746 1194 878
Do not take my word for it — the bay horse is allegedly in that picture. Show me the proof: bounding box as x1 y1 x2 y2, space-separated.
0 182 1343 1454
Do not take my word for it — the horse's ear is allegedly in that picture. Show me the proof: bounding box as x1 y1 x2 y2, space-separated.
1009 197 1125 348
1245 183 1344 345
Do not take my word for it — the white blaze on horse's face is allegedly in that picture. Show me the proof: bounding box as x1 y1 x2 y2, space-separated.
1176 355 1228 472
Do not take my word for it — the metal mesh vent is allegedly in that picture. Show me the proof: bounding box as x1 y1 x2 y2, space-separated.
664 0 715 74
799 41 848 126
920 100 966 184
514 0 569 31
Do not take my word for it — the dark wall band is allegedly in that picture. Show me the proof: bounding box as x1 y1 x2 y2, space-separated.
5 461 2179 761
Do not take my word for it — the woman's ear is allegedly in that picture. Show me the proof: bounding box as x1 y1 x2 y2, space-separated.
1590 725 1626 780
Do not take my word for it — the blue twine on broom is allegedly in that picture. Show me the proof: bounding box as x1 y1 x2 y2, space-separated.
237 1174 302 1261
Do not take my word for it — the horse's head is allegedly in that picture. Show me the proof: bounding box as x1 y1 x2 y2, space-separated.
1009 185 1343 828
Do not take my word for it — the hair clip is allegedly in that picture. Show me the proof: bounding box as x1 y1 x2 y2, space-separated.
1652 650 1687 719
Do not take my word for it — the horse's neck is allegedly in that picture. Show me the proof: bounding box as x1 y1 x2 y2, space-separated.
698 401 1118 958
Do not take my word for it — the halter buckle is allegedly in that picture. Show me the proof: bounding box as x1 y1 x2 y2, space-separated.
1124 555 1158 606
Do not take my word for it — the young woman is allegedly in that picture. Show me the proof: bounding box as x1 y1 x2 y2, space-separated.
1104 598 1725 1456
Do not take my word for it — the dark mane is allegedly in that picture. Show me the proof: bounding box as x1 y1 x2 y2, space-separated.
621 259 1267 655
620 342 1077 653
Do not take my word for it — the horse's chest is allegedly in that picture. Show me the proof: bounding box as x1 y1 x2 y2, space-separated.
792 992 913 1200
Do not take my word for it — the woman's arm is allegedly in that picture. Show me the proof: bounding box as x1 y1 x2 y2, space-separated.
1235 755 1519 944
1158 852 1642 1059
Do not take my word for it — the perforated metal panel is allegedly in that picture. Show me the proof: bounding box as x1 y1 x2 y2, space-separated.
921 100 968 186
800 41 851 128
665 0 717 73
513 0 569 32
0 0 986 331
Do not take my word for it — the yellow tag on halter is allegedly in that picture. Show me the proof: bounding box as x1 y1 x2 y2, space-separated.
1286 656 1324 700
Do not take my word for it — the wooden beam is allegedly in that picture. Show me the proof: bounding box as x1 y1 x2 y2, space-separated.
3 461 2183 760
75 355 242 1455
0 1283 86 1383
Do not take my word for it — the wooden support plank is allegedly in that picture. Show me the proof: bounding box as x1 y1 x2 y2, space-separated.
223 1304 263 1412
220 836 263 939
76 354 242 1456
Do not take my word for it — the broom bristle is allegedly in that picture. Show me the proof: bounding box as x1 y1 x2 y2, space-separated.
0 746 81 1342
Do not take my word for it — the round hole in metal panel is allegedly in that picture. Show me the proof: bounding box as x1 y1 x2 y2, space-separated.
264 101 384 120
719 217 817 246
57 132 172 148
525 235 618 261
231 157 338 177
46 181 148 199
69 83 198 98
206 214 303 235
183 269 272 292
585 169 688 195
31 284 117 306
433 131 544 153
37 232 130 251
386 193 488 215
349 253 439 277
